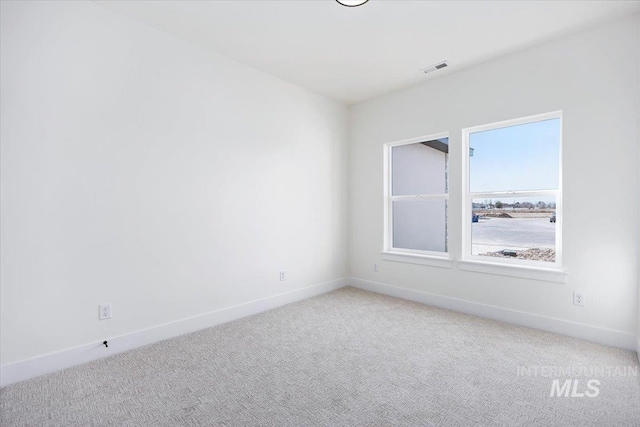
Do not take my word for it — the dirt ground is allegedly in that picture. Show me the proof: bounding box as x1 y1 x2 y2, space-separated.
472 217 556 262
479 248 556 262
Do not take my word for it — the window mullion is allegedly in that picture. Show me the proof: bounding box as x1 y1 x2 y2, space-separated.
468 190 559 199
390 194 449 201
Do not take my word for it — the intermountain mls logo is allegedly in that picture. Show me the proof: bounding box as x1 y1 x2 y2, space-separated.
549 379 600 398
516 365 638 398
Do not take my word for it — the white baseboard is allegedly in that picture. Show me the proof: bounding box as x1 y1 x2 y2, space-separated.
1 278 348 387
350 277 637 351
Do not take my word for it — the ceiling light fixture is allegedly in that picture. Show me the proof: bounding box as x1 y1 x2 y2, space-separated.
336 0 369 7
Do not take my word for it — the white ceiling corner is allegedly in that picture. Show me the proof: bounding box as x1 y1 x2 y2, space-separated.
96 0 640 105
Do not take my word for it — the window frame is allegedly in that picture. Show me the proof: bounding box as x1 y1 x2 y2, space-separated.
461 111 563 270
383 132 451 263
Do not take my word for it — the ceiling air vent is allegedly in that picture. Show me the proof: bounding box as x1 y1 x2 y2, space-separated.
421 61 448 74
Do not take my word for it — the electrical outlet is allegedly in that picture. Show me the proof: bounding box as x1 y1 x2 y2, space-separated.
573 292 585 307
279 271 286 281
99 304 112 320
373 263 378 272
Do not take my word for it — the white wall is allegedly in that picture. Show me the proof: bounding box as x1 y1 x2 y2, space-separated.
0 1 348 366
637 14 640 358
349 15 640 341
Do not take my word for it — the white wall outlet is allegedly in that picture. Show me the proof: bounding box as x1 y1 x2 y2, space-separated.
373 263 378 272
99 304 112 320
573 292 585 307
279 271 285 281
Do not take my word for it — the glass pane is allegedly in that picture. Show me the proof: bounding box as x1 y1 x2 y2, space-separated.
393 199 447 252
471 196 556 262
392 139 448 196
469 118 560 192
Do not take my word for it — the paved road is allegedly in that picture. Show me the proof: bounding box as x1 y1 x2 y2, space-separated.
472 217 555 254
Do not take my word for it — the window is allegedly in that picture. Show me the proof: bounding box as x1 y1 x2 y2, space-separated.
462 112 562 270
383 133 450 265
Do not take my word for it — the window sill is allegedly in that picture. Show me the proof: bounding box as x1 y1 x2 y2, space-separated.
458 259 567 283
381 251 453 268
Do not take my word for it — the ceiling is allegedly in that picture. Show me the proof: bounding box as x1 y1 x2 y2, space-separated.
97 1 640 105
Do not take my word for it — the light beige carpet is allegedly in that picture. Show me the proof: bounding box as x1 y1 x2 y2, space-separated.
1 287 639 426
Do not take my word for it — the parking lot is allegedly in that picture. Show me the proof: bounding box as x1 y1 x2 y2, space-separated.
472 217 556 255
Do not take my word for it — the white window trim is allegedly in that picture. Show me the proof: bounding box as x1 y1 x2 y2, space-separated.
383 132 452 267
461 111 565 281
381 251 452 268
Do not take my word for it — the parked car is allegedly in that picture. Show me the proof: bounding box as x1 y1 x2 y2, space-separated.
472 214 479 223
550 214 556 223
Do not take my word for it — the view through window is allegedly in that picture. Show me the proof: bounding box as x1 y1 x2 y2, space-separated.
388 137 449 254
467 114 561 264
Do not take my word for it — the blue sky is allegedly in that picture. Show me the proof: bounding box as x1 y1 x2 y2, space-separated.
469 118 560 194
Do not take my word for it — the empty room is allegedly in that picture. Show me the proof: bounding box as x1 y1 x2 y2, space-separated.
1 0 640 425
